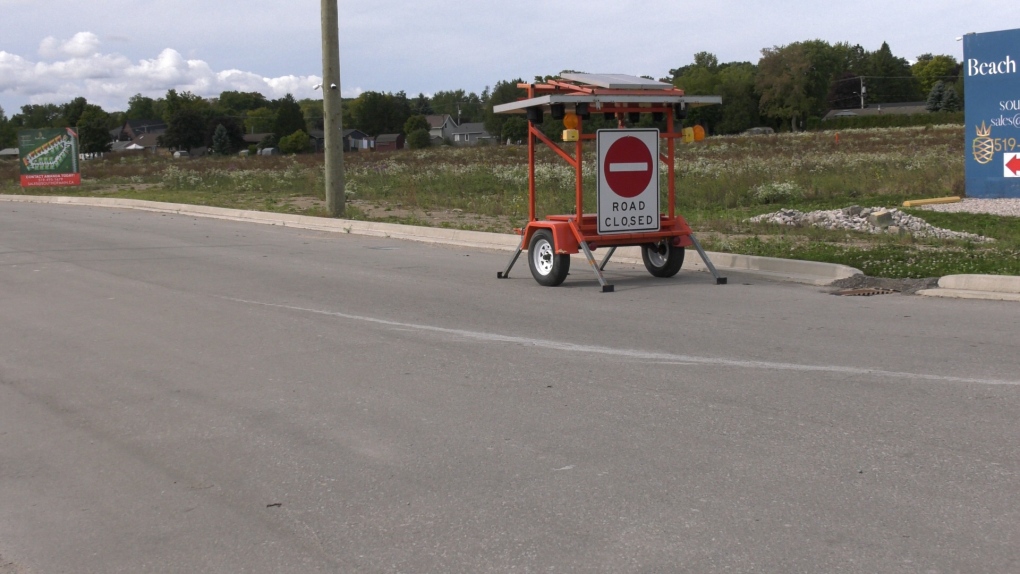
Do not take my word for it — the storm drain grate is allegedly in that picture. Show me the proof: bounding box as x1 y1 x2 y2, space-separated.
834 288 900 297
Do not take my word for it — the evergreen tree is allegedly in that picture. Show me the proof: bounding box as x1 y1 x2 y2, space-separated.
942 86 962 112
205 116 245 152
273 94 307 139
211 124 231 155
866 42 919 103
926 81 946 112
410 93 433 116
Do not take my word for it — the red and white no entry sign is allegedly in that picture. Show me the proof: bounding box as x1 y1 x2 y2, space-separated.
597 129 660 234
603 136 654 198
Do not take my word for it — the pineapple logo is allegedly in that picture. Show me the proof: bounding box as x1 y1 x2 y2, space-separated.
973 122 994 165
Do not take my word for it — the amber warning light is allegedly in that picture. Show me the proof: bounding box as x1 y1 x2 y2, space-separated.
562 113 579 142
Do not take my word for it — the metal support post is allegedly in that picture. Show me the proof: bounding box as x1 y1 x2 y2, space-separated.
497 235 525 279
580 241 614 292
689 234 727 284
598 246 617 271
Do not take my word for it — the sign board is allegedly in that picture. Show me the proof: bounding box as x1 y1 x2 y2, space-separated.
18 128 80 188
963 28 1020 198
597 129 660 234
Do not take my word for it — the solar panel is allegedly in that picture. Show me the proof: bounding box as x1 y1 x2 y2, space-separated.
559 73 673 90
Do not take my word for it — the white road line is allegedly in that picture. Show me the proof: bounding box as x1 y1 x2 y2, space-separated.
608 162 648 172
223 297 1020 387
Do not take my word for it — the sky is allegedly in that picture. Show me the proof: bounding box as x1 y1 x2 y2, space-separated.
0 0 1017 115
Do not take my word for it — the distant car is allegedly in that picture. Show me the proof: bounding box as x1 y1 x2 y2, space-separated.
742 127 775 135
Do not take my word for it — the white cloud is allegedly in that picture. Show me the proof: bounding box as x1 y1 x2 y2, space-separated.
39 32 101 59
2 33 328 111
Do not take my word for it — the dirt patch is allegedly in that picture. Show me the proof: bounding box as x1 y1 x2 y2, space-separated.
84 183 160 194
829 274 940 295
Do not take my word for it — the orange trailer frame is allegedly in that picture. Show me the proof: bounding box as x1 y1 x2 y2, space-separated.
494 73 726 291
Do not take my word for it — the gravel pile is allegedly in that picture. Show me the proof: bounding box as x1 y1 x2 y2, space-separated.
915 198 1020 217
748 206 993 242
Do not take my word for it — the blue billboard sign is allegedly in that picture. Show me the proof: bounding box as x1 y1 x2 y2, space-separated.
964 28 1020 198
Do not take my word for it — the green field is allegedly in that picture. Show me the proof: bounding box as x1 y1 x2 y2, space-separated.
2 124 1018 278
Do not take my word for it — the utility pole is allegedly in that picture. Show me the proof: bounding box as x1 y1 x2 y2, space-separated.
860 76 867 109
321 0 344 216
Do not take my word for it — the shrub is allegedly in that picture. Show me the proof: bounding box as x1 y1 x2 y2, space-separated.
278 130 311 154
406 128 432 149
750 181 804 204
817 111 963 131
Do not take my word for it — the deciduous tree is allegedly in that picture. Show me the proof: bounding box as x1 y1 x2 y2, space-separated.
912 55 959 96
126 94 157 120
0 106 17 149
161 108 206 152
77 106 113 154
756 43 812 131
483 79 525 142
217 91 269 115
278 129 311 154
245 107 276 134
62 97 89 128
349 91 411 136
12 104 63 128
404 115 429 135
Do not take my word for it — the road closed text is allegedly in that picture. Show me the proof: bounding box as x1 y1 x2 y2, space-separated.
604 200 656 228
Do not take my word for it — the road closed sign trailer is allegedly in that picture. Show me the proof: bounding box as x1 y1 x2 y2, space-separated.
493 73 725 291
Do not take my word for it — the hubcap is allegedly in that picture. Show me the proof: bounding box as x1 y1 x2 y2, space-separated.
647 242 669 267
534 240 554 275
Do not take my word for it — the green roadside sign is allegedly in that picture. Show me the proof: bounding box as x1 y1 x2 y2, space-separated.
18 127 81 187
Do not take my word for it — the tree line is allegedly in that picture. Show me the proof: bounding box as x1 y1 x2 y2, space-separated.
0 38 966 153
676 41 963 133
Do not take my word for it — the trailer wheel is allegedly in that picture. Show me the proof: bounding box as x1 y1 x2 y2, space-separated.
528 229 570 286
642 241 684 278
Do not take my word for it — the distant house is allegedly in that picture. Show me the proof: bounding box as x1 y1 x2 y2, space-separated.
309 129 325 153
426 114 458 143
0 148 19 160
110 141 144 152
131 132 163 152
343 129 371 151
375 133 405 152
823 102 928 121
110 119 167 142
450 122 494 146
243 133 275 147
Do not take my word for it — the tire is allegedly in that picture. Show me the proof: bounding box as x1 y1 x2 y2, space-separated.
528 229 570 286
641 240 685 278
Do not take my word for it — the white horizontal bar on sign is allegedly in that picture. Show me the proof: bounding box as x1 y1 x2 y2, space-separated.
609 162 648 172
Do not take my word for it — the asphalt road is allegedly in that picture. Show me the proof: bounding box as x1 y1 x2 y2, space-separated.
1 202 1018 573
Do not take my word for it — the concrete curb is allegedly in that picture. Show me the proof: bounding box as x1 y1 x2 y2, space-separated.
916 274 1020 302
0 193 922 288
